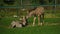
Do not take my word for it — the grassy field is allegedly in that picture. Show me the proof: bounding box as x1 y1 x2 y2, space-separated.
0 0 60 34
0 24 60 34
0 16 60 34
0 10 60 34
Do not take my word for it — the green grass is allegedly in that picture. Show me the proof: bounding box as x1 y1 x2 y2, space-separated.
0 10 60 34
44 18 60 23
0 17 19 26
0 25 60 34
0 18 60 34
0 16 60 26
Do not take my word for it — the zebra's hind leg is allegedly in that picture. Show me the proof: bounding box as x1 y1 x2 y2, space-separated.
41 13 44 26
13 25 16 28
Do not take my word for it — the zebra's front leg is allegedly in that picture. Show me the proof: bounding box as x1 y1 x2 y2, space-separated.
38 15 41 26
33 17 36 26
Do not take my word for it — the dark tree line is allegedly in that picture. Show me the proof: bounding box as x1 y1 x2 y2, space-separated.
0 0 60 6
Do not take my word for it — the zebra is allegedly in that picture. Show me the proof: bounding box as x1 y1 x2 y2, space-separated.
10 21 22 28
26 6 44 26
10 16 28 28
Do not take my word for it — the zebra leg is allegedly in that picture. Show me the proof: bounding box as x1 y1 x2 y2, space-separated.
38 15 41 26
11 24 16 28
42 13 44 24
33 17 36 26
41 13 44 26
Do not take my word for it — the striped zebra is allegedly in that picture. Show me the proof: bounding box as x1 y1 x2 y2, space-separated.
10 16 27 28
26 6 44 26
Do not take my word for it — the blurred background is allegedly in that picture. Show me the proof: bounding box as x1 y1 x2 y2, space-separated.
0 0 60 34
